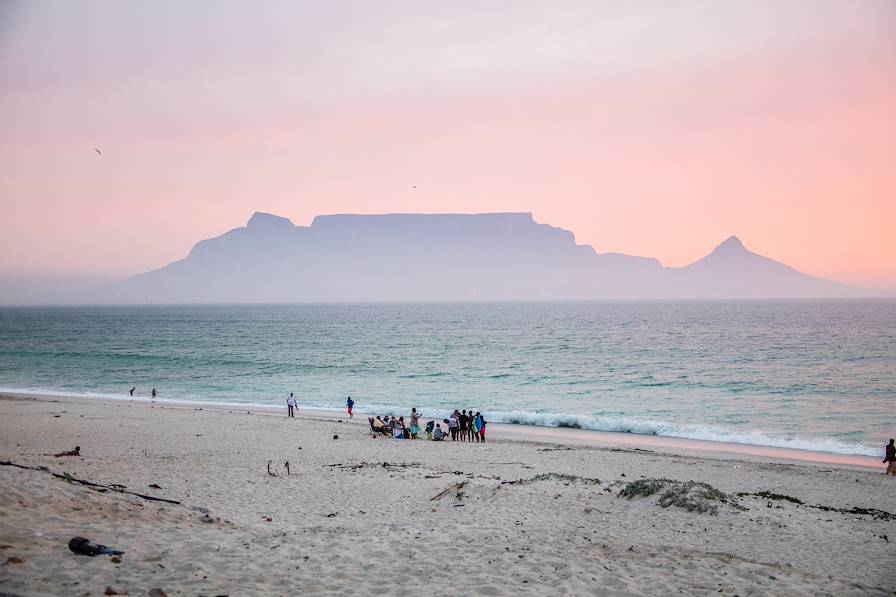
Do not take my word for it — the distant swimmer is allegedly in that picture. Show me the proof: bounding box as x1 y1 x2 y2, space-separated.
94 148 102 156
129 387 135 397
346 396 354 419
151 388 157 398
885 439 895 476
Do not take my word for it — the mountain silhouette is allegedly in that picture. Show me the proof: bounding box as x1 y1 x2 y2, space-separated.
95 212 858 303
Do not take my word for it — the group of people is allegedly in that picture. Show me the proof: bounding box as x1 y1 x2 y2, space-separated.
369 407 487 443
444 409 487 442
283 394 489 444
370 408 425 439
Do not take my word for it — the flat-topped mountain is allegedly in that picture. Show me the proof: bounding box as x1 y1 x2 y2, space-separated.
101 212 857 303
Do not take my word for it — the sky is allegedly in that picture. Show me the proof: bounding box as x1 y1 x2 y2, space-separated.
1 1 894 289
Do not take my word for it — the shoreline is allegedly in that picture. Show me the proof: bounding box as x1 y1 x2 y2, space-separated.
2 391 882 471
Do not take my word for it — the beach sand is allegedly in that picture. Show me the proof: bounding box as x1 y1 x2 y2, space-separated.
1 394 894 596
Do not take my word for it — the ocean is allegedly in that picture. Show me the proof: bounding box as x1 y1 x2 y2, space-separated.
0 301 893 456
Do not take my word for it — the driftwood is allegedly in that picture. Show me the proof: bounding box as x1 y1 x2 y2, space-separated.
0 460 180 505
267 460 278 477
430 481 467 501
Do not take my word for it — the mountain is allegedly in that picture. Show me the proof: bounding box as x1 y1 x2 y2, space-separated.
90 211 857 303
662 235 856 299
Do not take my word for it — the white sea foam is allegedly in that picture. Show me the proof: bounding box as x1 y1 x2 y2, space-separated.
487 410 879 456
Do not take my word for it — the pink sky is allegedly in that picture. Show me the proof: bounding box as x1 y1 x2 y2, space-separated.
1 1 894 288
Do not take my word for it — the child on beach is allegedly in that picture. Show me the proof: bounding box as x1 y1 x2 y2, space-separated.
425 420 435 440
346 396 354 419
477 412 487 442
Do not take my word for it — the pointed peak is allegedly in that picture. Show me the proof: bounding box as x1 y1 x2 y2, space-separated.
713 235 747 254
246 212 294 230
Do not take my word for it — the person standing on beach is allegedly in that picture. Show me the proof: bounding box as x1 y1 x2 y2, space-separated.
129 387 135 397
884 439 895 475
287 393 297 418
477 412 487 443
470 412 480 443
409 408 421 439
346 396 354 419
458 410 468 442
151 388 157 398
448 412 459 441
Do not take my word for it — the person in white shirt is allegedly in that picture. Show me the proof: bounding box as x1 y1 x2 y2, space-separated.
286 393 297 418
432 424 446 441
448 414 459 441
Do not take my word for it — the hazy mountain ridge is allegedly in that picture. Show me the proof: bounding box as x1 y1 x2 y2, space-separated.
2 212 864 303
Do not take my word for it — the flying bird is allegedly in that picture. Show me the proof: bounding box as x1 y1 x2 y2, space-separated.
94 148 102 156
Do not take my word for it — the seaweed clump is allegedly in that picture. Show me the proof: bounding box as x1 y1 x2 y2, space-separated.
619 478 741 515
528 473 601 485
737 491 804 505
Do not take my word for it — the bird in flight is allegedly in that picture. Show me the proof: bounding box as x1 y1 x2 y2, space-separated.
94 148 102 156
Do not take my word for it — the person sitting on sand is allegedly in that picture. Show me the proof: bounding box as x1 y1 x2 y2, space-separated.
425 420 435 440
432 424 446 441
54 446 80 457
373 416 390 436
884 439 895 476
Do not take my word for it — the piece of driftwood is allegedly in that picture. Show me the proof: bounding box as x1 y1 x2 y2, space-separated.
430 481 467 501
0 460 180 505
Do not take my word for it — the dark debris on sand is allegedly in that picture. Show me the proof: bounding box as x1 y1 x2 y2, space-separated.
618 478 745 515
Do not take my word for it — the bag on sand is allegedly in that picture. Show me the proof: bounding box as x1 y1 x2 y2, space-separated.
68 536 124 557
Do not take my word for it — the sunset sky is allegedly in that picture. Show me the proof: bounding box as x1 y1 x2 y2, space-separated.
1 1 894 289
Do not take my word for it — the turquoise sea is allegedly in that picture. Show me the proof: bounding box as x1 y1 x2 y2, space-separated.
0 301 893 456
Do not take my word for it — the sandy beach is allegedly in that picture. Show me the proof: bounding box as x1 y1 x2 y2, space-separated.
1 394 894 596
